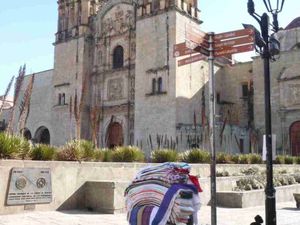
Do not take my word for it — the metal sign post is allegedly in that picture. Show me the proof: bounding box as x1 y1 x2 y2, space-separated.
176 25 255 225
208 32 217 225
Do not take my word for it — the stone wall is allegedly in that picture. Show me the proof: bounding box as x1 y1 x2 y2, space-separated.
134 10 177 154
253 49 300 153
0 160 299 214
11 70 53 143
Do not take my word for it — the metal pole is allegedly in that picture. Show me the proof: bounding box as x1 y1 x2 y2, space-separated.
261 13 276 225
208 32 217 225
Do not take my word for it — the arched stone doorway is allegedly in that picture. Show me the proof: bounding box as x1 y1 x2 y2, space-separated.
290 121 300 156
22 128 32 140
106 122 124 148
34 126 50 145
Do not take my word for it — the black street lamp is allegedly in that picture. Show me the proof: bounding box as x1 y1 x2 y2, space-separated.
246 1 285 225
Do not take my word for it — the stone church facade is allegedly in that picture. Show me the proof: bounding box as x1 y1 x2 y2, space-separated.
2 0 300 156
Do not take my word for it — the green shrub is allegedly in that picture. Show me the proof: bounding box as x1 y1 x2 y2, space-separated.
216 152 229 164
274 155 285 164
93 149 106 162
248 154 263 164
234 177 265 191
151 149 178 163
30 144 56 160
78 140 95 161
111 146 144 162
284 155 294 164
56 140 95 161
294 157 300 164
216 170 229 177
277 169 287 174
0 133 30 159
241 166 259 175
103 149 113 162
180 149 210 163
238 154 249 164
230 154 240 164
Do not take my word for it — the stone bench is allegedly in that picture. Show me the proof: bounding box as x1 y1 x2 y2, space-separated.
84 181 130 214
294 193 300 208
58 180 130 214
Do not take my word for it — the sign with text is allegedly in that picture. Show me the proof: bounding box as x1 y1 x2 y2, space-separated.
186 24 208 45
214 28 254 41
214 36 254 49
214 44 254 57
6 168 52 205
173 42 197 57
178 54 207 66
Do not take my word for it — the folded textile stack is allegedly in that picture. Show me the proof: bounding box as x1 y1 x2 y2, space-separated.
125 162 202 225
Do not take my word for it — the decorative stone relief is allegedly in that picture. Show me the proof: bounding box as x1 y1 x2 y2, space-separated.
288 84 300 105
108 78 123 100
101 8 134 35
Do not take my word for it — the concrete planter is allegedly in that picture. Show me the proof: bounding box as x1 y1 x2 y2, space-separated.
294 193 300 208
216 184 300 208
0 160 299 214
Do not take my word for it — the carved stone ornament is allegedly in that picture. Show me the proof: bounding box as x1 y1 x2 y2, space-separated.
101 8 134 35
108 78 123 100
288 84 300 105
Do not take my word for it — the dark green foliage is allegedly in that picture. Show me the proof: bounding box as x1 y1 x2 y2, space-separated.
230 154 240 164
295 157 300 164
274 155 285 164
111 146 145 162
216 152 228 164
56 140 94 161
30 144 56 160
238 154 249 164
248 154 263 164
180 149 210 163
216 170 229 177
240 166 259 175
151 149 178 163
0 132 30 159
93 149 105 162
284 155 294 164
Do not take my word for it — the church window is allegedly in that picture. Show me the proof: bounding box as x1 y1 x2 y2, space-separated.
58 93 62 105
152 78 157 94
216 92 221 104
158 77 163 93
58 93 66 105
187 3 192 15
113 45 124 69
61 93 66 105
181 0 184 9
241 83 249 98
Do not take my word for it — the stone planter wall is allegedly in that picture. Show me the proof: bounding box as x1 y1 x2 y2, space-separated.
216 184 300 208
0 160 299 214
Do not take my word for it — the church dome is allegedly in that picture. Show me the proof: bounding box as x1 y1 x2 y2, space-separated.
285 17 300 30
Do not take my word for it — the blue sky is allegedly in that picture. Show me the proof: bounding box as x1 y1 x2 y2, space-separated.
0 0 299 96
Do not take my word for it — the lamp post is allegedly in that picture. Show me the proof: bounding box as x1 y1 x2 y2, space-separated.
247 1 285 225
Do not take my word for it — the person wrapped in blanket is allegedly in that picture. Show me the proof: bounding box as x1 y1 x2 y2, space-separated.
124 162 202 225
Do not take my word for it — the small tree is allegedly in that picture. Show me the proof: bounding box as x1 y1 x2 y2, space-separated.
18 74 35 135
73 76 88 140
0 76 14 117
6 65 26 134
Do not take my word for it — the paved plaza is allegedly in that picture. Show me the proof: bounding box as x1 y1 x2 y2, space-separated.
0 202 299 225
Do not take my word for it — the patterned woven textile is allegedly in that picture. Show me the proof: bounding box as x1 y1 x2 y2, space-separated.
125 162 202 225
